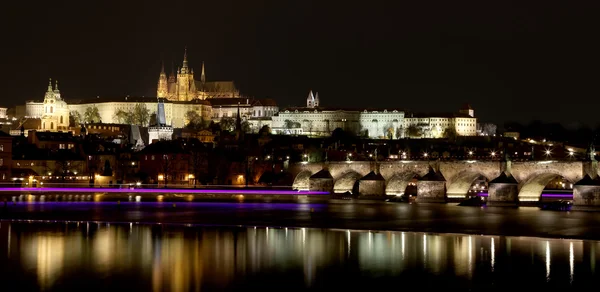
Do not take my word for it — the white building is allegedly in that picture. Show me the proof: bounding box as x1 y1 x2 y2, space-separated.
148 99 173 143
271 91 405 139
404 104 477 138
39 79 69 132
0 107 7 119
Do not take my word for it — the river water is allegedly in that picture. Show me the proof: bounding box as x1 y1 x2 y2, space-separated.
0 221 598 291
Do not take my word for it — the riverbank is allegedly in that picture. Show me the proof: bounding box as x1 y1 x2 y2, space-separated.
2 201 600 241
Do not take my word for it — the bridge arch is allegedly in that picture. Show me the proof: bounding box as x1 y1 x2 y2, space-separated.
385 172 419 195
292 170 312 191
446 170 491 199
334 171 362 194
518 172 574 202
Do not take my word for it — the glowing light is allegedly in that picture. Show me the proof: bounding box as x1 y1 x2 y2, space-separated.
491 238 495 272
546 241 551 281
131 162 135 166
490 151 496 157
545 149 552 156
569 242 574 283
423 152 428 157
188 174 194 179
28 176 33 179
158 175 164 180
468 151 473 155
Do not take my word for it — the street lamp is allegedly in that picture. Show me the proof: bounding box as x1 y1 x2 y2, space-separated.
490 151 496 158
468 151 473 156
423 152 428 158
544 148 552 157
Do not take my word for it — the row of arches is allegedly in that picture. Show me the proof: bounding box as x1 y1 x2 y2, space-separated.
293 169 574 200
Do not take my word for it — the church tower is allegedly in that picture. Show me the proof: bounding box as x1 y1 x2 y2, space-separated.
176 47 197 101
306 90 315 108
157 61 168 98
314 92 320 107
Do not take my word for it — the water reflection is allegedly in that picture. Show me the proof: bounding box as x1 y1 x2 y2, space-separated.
0 222 599 291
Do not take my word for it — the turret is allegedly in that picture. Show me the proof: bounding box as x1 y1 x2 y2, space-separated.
314 92 320 107
201 61 206 84
306 90 315 108
157 61 168 98
53 80 61 100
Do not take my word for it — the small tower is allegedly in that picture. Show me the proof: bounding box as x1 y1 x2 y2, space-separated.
306 90 315 108
201 61 206 84
459 103 474 117
157 61 168 98
314 92 320 107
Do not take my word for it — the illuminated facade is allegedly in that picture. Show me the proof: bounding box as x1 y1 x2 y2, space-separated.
272 91 405 138
40 79 69 132
404 109 477 139
157 48 240 101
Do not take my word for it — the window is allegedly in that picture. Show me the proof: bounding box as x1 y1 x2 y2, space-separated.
51 122 54 129
0 158 3 166
151 155 155 160
0 144 3 151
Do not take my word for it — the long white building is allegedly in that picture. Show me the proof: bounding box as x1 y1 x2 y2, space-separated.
272 91 405 139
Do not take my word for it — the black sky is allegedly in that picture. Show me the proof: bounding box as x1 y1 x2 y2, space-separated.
1 0 599 127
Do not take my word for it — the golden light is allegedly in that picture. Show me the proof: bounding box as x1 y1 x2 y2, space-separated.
188 174 194 179
156 195 164 202
468 151 473 155
423 152 428 157
131 162 135 166
158 175 164 180
491 151 496 157
29 175 33 179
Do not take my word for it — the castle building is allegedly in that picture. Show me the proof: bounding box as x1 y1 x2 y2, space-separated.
403 104 477 138
157 48 240 101
40 79 69 132
272 91 405 138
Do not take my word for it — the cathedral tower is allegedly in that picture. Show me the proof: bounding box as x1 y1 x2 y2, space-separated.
306 90 315 108
176 47 197 101
157 61 168 98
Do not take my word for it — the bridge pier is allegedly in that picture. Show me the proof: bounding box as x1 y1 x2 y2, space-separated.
572 175 600 211
358 171 386 197
309 169 334 193
487 172 519 207
416 168 446 203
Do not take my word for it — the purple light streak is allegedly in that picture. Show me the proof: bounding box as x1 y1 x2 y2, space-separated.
476 192 573 198
0 187 329 195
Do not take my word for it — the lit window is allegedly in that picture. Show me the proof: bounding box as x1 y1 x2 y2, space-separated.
0 144 3 151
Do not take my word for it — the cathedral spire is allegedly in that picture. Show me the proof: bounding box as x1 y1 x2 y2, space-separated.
160 60 165 74
54 80 59 92
201 61 206 83
47 78 53 92
182 46 188 69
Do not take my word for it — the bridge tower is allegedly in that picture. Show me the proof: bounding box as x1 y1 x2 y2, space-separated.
488 149 519 206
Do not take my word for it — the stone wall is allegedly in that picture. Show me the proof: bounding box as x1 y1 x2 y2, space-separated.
416 181 446 203
573 185 600 210
358 180 386 197
488 183 519 206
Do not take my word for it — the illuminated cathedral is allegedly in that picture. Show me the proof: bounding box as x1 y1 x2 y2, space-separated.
157 48 240 101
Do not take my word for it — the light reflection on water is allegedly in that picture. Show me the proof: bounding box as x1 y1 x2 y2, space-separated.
0 222 599 291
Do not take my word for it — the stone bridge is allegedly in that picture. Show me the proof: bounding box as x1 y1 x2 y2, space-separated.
289 160 599 204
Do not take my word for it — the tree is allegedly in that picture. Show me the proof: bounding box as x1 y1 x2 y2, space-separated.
443 126 458 140
219 117 236 132
481 123 497 136
159 154 174 188
188 142 208 187
69 111 82 126
259 125 271 136
113 109 135 124
83 106 101 123
133 103 150 126
241 121 251 133
185 110 204 130
406 125 421 138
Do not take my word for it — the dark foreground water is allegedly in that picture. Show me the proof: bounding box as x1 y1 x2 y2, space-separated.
0 222 598 291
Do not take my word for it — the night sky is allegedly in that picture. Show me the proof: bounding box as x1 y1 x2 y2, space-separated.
1 1 599 127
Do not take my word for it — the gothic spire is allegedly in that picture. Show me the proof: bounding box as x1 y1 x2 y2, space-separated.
47 78 53 92
182 46 188 68
160 60 165 74
201 61 206 83
54 80 59 92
